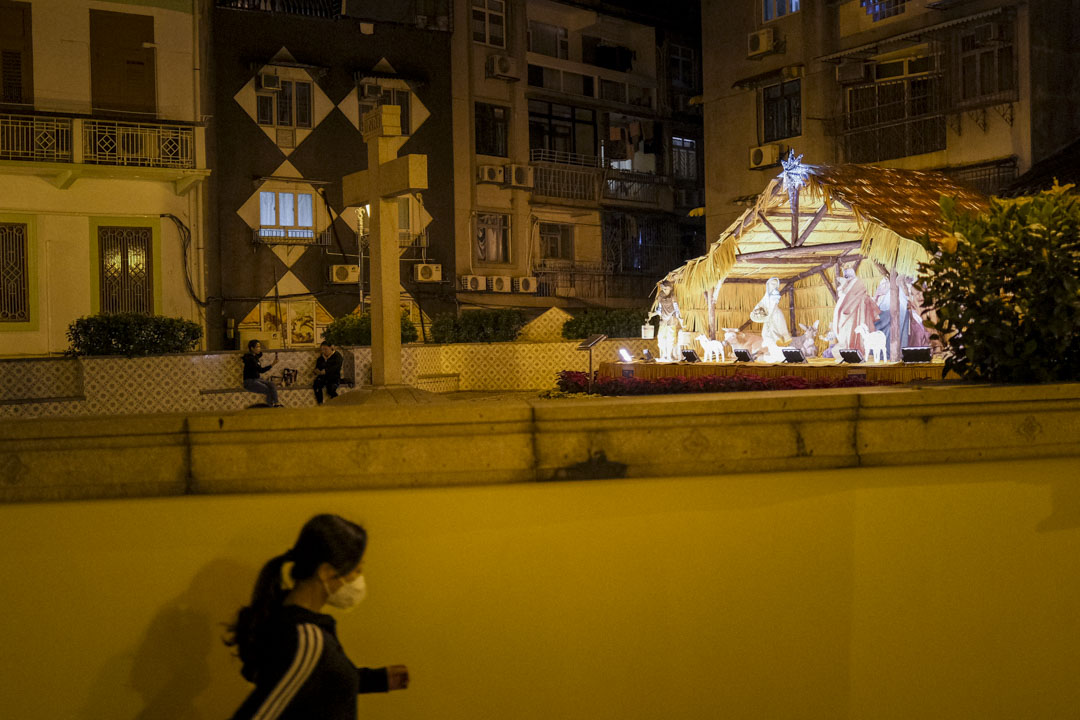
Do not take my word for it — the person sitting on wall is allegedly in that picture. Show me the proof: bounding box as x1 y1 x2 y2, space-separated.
313 340 343 405
242 339 282 407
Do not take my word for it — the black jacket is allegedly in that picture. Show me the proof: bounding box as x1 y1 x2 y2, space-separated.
230 605 389 720
316 350 343 384
242 352 272 381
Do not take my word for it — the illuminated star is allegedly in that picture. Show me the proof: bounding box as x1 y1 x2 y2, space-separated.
780 149 810 198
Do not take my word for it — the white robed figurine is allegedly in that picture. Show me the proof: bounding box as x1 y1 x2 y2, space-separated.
750 277 790 362
650 281 682 362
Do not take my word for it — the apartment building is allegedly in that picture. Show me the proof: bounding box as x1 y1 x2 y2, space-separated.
209 0 454 348
700 0 1080 241
451 0 705 308
0 0 210 355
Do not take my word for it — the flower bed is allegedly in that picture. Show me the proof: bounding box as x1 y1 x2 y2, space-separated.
555 370 893 396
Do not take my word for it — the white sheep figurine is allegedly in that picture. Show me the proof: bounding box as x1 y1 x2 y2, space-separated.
695 333 726 363
855 324 887 363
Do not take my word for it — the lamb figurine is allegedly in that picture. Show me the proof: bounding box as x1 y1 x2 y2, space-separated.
695 333 727 363
854 324 887 363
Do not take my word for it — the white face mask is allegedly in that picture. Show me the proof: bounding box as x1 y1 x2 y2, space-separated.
325 574 367 610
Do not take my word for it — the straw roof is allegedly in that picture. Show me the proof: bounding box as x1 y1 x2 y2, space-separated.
656 161 990 332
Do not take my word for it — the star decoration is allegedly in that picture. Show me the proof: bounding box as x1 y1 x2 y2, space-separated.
780 149 810 199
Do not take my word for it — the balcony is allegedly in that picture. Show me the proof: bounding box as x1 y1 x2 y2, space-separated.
836 76 947 164
253 228 332 246
0 111 208 194
602 170 670 205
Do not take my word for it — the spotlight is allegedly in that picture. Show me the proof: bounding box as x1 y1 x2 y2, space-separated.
641 348 655 363
681 349 701 363
782 348 807 363
901 346 932 363
733 348 753 362
619 348 634 362
839 349 864 363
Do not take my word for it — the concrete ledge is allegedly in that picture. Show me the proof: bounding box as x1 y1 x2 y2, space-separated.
2 383 1079 502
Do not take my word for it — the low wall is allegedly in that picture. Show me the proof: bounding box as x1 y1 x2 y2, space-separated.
0 338 656 419
0 383 1078 719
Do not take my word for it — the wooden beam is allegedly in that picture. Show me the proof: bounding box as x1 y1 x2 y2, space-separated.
756 210 791 248
790 188 800 249
818 269 838 300
736 240 862 263
796 204 828 246
787 284 796 331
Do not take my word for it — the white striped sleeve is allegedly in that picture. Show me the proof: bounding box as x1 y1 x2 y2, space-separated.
252 623 324 720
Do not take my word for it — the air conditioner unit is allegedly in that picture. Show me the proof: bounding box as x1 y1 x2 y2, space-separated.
486 54 521 81
749 143 781 170
513 276 538 293
413 263 442 282
276 128 295 149
503 164 535 189
747 28 776 58
330 264 361 284
836 60 870 85
477 164 505 184
460 274 486 292
361 83 383 98
257 73 281 91
488 275 512 292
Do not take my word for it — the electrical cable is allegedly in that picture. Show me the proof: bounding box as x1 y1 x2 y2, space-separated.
160 213 209 307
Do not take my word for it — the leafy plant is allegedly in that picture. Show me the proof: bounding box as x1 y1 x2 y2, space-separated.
66 313 202 357
321 311 418 346
916 185 1080 382
561 308 654 339
430 309 525 343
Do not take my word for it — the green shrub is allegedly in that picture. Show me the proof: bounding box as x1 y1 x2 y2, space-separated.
561 308 653 339
322 311 418 346
430 309 525 343
916 185 1080 382
66 313 202 357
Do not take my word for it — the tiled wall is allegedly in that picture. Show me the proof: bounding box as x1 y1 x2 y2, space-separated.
0 338 657 420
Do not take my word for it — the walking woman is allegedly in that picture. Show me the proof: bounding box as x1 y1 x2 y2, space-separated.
226 514 409 720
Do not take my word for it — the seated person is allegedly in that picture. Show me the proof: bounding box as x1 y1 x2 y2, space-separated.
313 340 343 405
242 340 282 407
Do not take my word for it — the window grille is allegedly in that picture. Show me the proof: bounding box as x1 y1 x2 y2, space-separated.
672 137 698 180
98 226 153 315
476 213 510 263
762 79 801 143
475 102 508 157
860 0 907 22
539 223 573 260
0 222 29 322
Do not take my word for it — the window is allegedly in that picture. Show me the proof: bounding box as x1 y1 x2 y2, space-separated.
475 102 508 157
670 45 696 90
529 101 596 157
860 0 907 22
359 83 411 134
0 1 33 105
763 0 799 22
672 137 698 180
762 79 801 142
527 64 596 99
259 190 316 240
958 23 1015 104
90 10 156 115
98 226 153 314
0 222 29 322
256 78 314 129
539 223 573 261
528 21 567 59
476 213 510 263
472 0 505 48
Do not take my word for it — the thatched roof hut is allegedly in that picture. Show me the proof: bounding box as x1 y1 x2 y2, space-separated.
655 157 990 353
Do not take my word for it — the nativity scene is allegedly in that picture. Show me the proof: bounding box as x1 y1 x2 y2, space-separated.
610 152 989 383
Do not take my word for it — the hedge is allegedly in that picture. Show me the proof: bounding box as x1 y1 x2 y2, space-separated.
321 312 418 346
430 309 526 343
561 308 653 339
66 313 202 357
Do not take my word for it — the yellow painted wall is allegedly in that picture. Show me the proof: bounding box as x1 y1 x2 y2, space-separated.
1 456 1077 719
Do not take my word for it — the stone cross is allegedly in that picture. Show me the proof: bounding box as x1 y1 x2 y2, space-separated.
342 105 427 386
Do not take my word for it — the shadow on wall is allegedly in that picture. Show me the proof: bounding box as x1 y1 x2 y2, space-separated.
80 558 250 720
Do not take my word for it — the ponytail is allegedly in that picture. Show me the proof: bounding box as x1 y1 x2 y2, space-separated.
225 551 292 680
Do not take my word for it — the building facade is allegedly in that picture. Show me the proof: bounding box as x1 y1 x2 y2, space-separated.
450 0 704 309
0 0 210 355
700 0 1080 241
208 0 454 349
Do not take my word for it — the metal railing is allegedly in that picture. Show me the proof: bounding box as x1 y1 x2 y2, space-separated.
0 113 73 162
358 228 430 251
83 120 195 169
216 0 339 17
533 164 600 201
253 228 332 246
532 259 613 299
602 170 668 204
529 148 602 167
